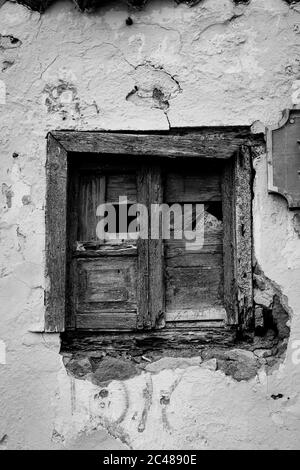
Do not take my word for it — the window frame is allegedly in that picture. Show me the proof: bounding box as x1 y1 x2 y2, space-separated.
45 129 260 336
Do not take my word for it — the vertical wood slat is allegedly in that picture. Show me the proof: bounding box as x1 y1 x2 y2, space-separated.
222 157 237 324
66 167 79 329
149 166 164 329
45 135 68 332
67 173 106 329
235 145 253 329
137 166 164 329
78 174 106 242
137 166 149 329
97 175 106 243
222 146 253 328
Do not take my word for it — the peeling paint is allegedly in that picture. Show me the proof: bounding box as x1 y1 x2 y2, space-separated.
43 81 80 120
126 63 181 125
1 183 13 209
0 34 21 50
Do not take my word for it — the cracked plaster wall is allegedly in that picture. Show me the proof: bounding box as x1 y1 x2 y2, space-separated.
0 0 300 450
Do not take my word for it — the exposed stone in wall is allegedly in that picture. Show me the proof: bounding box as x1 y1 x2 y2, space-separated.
61 252 291 385
292 212 300 237
1 183 13 209
252 262 291 369
126 63 181 123
43 81 80 120
63 307 290 386
0 35 21 50
0 34 21 73
253 263 290 336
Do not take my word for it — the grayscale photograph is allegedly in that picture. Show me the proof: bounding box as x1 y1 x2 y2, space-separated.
0 0 299 455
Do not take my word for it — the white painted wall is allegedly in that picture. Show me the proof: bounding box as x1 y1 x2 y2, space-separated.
0 0 300 449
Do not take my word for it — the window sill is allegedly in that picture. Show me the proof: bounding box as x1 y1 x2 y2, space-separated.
61 326 241 356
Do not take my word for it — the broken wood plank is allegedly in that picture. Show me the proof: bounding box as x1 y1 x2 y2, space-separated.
73 240 137 257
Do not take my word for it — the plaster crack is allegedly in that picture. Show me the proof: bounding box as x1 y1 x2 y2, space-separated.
40 55 59 80
192 11 244 41
126 62 182 125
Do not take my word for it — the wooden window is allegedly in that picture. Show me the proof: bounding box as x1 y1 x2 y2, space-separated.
45 130 258 339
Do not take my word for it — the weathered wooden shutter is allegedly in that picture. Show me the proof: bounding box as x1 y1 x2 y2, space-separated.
67 164 164 331
163 160 226 328
67 169 139 330
66 151 252 332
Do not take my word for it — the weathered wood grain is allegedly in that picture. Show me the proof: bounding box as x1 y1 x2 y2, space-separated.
74 240 137 257
235 146 253 329
106 173 137 203
221 147 253 327
222 157 237 324
78 174 106 241
166 320 225 329
66 165 79 329
45 135 68 332
76 312 137 330
136 166 150 329
61 327 238 354
148 166 165 329
165 265 224 315
74 257 138 330
51 129 258 160
166 306 226 322
165 171 222 203
163 165 224 322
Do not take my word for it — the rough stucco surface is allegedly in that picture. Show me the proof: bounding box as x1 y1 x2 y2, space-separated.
0 0 300 450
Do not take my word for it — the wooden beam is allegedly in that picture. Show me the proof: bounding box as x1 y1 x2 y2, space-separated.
50 129 259 160
235 145 253 329
222 146 253 328
222 157 237 324
45 135 68 332
61 327 238 354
